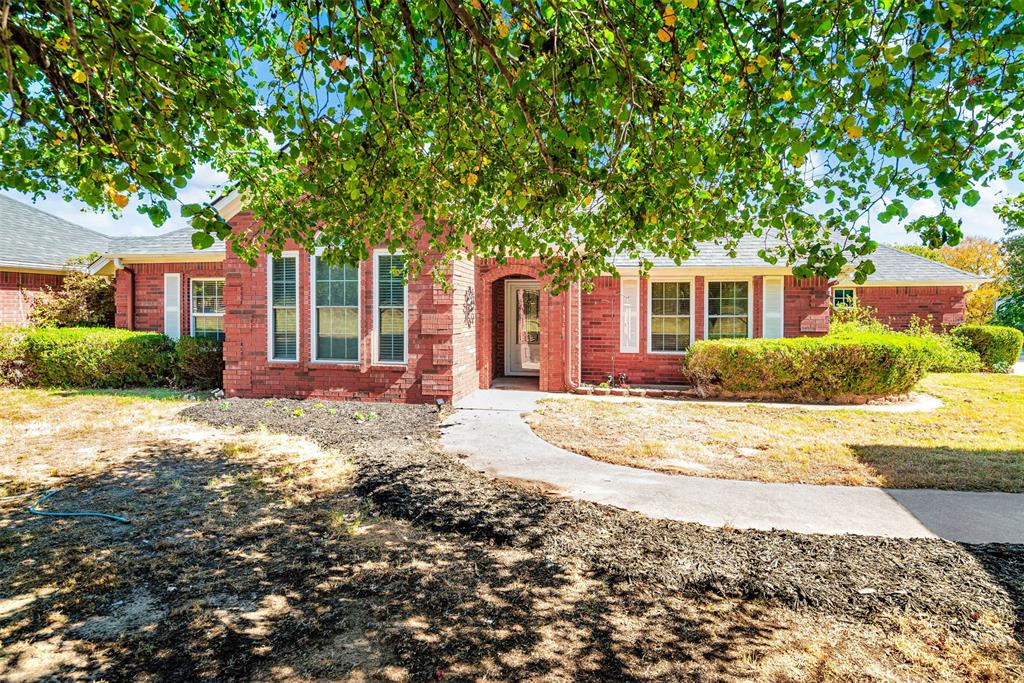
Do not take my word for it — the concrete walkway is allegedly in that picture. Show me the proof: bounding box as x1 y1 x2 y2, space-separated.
442 389 1024 544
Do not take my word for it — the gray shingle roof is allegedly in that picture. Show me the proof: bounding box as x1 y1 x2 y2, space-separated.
611 234 986 284
106 227 225 256
0 195 111 270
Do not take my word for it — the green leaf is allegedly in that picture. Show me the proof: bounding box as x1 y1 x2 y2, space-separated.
963 189 981 207
191 231 215 250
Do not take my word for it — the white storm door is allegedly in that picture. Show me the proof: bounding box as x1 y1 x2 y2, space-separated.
504 281 541 376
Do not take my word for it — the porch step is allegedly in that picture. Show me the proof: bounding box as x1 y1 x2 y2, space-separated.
572 384 698 399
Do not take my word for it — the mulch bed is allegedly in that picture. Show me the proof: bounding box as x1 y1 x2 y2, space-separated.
184 398 1024 639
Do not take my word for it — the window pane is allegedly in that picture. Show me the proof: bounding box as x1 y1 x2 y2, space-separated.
377 255 406 307
273 308 297 359
272 256 297 307
649 281 691 352
193 315 225 341
378 308 405 362
317 307 358 361
191 280 224 315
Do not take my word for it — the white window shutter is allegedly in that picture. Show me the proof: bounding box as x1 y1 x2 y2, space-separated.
164 273 181 340
620 277 640 353
762 276 784 338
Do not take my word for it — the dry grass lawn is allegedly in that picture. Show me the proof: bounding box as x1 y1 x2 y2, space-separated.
1 388 1022 681
527 373 1024 491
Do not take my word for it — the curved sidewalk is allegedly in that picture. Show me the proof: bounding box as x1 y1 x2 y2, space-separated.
441 389 1024 544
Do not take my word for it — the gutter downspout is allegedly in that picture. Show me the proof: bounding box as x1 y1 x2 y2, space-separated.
113 258 135 331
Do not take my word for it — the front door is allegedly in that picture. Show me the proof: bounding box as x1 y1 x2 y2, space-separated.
504 281 541 376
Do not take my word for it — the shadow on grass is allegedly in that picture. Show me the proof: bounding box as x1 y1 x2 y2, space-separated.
850 444 1024 494
51 387 217 401
0 437 783 681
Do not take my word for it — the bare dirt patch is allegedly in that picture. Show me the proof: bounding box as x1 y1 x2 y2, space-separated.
1 389 1022 681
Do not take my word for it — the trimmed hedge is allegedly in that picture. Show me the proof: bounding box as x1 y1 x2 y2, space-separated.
175 336 225 390
685 334 933 402
13 327 176 388
0 327 225 389
951 325 1024 372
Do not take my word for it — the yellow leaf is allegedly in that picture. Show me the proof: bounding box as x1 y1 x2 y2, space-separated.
128 183 138 193
755 54 770 68
497 22 509 38
55 37 70 51
582 195 593 207
180 0 190 11
780 90 792 102
846 124 863 139
471 0 482 9
465 172 478 186
668 70 677 82
790 31 800 42
657 27 672 43
72 69 87 84
521 18 530 31
294 40 308 56
330 57 347 71
722 74 733 83
681 0 698 9
697 39 705 51
744 63 756 74
663 5 677 26
685 49 695 62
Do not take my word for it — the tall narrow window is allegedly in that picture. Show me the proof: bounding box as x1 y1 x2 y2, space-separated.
314 257 359 362
707 281 750 339
270 254 298 360
191 279 225 340
649 281 691 352
375 253 406 363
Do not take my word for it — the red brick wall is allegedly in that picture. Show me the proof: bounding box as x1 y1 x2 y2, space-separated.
221 211 467 404
784 276 831 337
852 286 966 330
0 270 63 326
450 257 478 401
579 276 703 385
114 261 225 334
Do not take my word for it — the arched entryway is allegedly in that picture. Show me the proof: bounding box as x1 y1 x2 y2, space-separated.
475 260 577 392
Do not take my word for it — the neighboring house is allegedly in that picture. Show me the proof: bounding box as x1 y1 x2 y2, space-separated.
0 195 112 325
85 192 988 403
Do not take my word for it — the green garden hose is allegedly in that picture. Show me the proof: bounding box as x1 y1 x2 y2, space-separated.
0 488 130 524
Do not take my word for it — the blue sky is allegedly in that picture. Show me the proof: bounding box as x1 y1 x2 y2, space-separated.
3 166 1019 244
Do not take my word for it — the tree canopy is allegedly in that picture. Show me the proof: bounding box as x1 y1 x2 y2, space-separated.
3 1 1024 287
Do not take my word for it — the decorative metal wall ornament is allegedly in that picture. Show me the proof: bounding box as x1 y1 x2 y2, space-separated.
463 286 476 326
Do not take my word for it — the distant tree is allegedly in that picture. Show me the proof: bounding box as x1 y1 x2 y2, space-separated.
891 244 942 262
938 238 1008 325
993 197 1024 331
29 256 114 328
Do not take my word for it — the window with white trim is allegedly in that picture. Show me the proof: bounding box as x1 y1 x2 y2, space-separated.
270 254 298 360
375 253 406 363
314 257 359 362
190 279 225 340
832 288 856 308
649 281 691 352
707 281 750 339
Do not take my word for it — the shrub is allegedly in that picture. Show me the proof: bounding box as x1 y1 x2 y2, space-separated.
12 327 175 388
29 259 115 328
685 334 933 402
175 336 224 389
951 325 1024 372
0 327 28 385
899 316 984 373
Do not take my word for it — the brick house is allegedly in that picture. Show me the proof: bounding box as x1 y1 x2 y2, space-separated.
86 194 986 403
0 195 114 325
